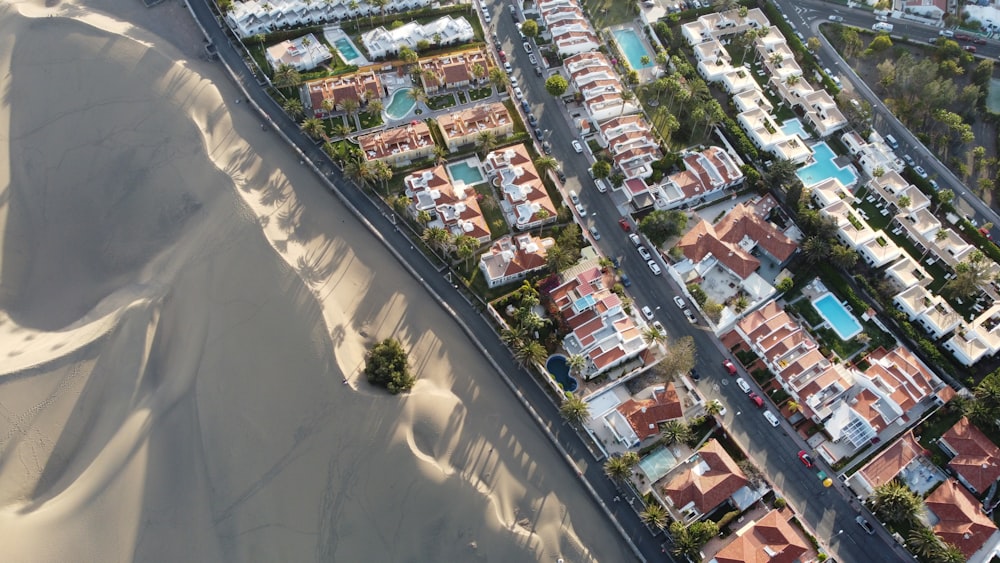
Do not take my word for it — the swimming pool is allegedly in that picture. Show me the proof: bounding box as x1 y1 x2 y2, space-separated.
545 355 579 393
781 118 809 139
797 142 857 188
812 293 863 341
639 446 680 482
612 29 654 70
447 160 484 186
384 88 416 120
334 37 361 62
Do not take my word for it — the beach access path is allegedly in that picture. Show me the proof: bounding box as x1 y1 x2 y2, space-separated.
183 1 670 561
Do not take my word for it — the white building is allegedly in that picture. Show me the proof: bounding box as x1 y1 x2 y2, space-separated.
265 33 332 72
841 131 904 177
479 234 555 288
226 0 430 38
360 16 474 59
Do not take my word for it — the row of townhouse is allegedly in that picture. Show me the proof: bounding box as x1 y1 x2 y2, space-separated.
537 0 600 57
360 15 475 60
731 301 947 462
302 50 489 116
840 130 904 178
548 267 648 378
226 0 431 38
810 172 1000 366
685 8 848 163
564 52 640 123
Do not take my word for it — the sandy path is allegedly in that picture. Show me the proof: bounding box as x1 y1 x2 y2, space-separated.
0 1 633 561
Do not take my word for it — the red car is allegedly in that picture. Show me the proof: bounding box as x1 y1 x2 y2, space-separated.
979 227 992 240
498 50 507 62
798 450 815 468
723 359 737 376
955 33 971 41
618 218 631 232
748 392 764 408
964 45 977 53
974 37 987 44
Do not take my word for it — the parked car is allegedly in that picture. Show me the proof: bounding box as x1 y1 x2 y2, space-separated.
509 75 519 88
647 260 661 276
513 86 524 100
688 368 700 381
964 45 977 53
620 273 631 287
763 410 780 427
556 169 566 183
914 165 928 179
529 54 538 66
903 154 916 167
673 296 685 308
736 377 751 393
572 140 584 153
723 359 738 375
798 450 815 468
482 10 491 23
541 141 552 155
709 400 727 416
498 50 507 63
619 218 631 232
628 233 641 246
856 516 876 535
523 42 532 53
641 306 655 320
533 127 543 140
955 33 971 41
652 320 665 332
928 179 940 191
748 392 764 408
637 246 652 260
527 113 537 126
503 61 512 73
520 100 530 113
509 4 518 20
683 309 698 324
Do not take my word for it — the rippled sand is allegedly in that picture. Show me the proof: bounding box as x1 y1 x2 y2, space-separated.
0 1 632 561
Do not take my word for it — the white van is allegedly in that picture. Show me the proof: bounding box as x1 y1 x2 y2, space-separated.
872 22 893 32
884 134 899 150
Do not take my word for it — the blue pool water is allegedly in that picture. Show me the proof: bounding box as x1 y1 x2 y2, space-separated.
812 293 863 341
613 29 654 70
334 37 360 61
781 118 810 139
639 446 680 482
384 88 416 120
797 142 857 188
545 355 579 393
447 161 484 185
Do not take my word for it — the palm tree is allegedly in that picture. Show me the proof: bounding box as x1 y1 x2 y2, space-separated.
534 208 550 237
454 235 479 269
603 455 634 483
642 325 667 347
705 400 723 417
372 159 393 196
640 503 669 530
408 87 428 105
869 479 923 525
282 98 305 120
333 123 352 139
416 209 432 226
935 188 954 212
659 420 691 446
733 295 749 314
341 97 360 128
515 340 547 368
907 526 943 559
787 400 801 413
567 354 587 377
559 392 590 425
348 0 359 29
272 63 302 89
489 67 508 91
367 98 384 116
500 326 526 349
936 543 968 563
433 145 448 165
321 98 336 128
301 117 327 141
476 130 498 158
533 156 558 176
471 63 486 84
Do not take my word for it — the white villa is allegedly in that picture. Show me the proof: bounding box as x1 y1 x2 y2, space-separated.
265 33 332 71
595 114 662 181
403 165 491 244
945 304 1000 367
737 107 812 164
656 146 744 210
539 0 600 56
565 52 640 122
479 234 555 288
226 0 431 38
483 145 557 232
841 130 904 177
360 16 474 59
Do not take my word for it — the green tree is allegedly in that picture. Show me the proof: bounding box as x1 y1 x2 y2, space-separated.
364 338 416 394
545 74 569 97
301 117 327 140
559 392 590 424
638 209 688 247
659 420 691 446
283 98 305 120
515 340 547 367
907 526 943 559
533 156 559 175
654 335 697 381
489 66 508 90
272 63 302 89
591 160 612 180
936 543 967 563
869 480 923 525
732 295 749 314
642 325 667 347
454 234 479 269
830 244 858 269
521 19 539 39
476 130 498 158
604 452 639 482
869 34 893 52
670 520 718 560
567 354 587 377
944 250 996 299
935 188 954 212
705 400 723 416
640 503 669 530
776 277 794 293
802 236 832 266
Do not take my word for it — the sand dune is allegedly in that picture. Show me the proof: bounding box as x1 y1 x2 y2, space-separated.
0 1 632 561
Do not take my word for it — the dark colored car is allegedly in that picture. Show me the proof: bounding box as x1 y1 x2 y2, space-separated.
556 169 566 183
528 114 538 126
965 45 977 53
541 141 552 155
620 274 631 287
610 256 620 269
955 33 971 41
533 127 543 140
856 516 876 535
798 450 815 468
689 368 700 381
974 37 987 44
520 100 531 113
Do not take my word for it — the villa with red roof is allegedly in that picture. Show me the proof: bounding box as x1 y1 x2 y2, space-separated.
661 440 753 523
564 52 640 122
706 509 816 563
438 103 513 152
849 432 926 498
925 479 1000 563
939 417 1000 495
404 164 490 244
483 144 557 232
548 267 648 378
657 147 744 210
305 71 383 115
596 115 662 182
478 233 554 288
610 384 683 447
416 50 488 94
358 122 436 165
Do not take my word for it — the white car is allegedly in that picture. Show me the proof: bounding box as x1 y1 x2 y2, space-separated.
652 320 665 333
828 15 844 22
641 306 655 320
628 233 642 246
673 296 685 308
647 260 661 275
513 87 524 100
503 62 513 74
509 75 519 88
736 377 751 393
589 226 600 240
637 246 652 260
763 410 781 427
572 140 583 153
568 190 580 204
528 54 537 65
523 42 532 53
710 400 727 416
482 10 491 23
683 309 698 324
914 166 928 179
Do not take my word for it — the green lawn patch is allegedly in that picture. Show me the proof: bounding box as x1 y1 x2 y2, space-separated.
580 0 636 29
427 93 457 111
358 111 383 130
473 182 509 239
788 299 824 328
815 327 866 360
469 86 493 101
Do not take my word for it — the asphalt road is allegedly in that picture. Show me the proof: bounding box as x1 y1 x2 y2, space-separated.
783 0 1000 240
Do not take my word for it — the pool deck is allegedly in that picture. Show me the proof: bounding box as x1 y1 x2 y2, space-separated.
323 26 370 67
608 24 661 84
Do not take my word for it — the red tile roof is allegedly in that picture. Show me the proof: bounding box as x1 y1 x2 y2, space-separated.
616 384 683 441
663 440 749 514
927 479 998 560
941 417 1000 493
859 432 924 490
713 509 810 563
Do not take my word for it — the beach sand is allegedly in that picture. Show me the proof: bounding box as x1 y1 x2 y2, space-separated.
0 1 633 561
